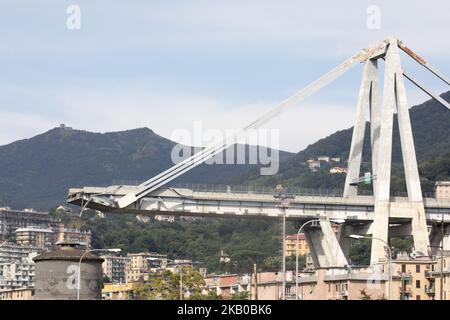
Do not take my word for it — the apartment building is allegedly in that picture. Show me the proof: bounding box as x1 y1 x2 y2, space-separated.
102 283 136 300
285 234 310 256
297 267 387 300
0 243 42 290
329 167 348 174
204 274 251 298
0 288 34 300
52 223 92 248
125 252 168 282
390 254 437 300
0 208 51 241
101 255 130 283
15 227 54 249
250 271 297 300
435 181 450 200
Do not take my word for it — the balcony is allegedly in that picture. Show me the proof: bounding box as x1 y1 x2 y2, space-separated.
399 286 412 294
425 286 436 295
425 271 436 279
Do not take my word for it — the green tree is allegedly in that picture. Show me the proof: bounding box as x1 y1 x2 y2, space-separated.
135 267 206 300
230 291 250 300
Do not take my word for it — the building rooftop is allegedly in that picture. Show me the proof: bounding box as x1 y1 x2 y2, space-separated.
286 234 306 240
33 247 103 262
15 227 53 233
435 181 450 187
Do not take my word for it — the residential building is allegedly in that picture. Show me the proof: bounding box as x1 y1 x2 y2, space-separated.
166 259 194 273
429 253 450 300
330 167 348 174
435 181 450 200
0 208 52 241
0 243 42 290
285 234 310 256
306 160 321 171
102 255 130 283
125 252 168 282
219 250 230 263
52 223 92 249
391 253 439 300
204 274 251 298
250 271 296 300
102 283 136 300
0 288 34 300
15 227 53 249
294 253 450 300
297 268 387 300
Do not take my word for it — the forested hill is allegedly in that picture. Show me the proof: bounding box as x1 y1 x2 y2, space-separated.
0 127 292 210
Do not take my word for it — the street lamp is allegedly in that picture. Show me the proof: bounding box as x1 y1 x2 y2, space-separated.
77 248 121 300
348 234 392 300
273 185 294 300
295 218 345 300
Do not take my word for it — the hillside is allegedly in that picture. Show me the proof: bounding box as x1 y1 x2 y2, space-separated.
0 126 292 210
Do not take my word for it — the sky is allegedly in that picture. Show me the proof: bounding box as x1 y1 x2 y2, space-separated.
0 1 449 152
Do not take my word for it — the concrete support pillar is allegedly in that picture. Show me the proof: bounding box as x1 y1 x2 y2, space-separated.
409 205 430 254
344 60 375 197
429 224 450 255
369 60 381 197
336 224 352 262
304 218 348 268
370 39 397 265
370 201 390 264
390 42 430 254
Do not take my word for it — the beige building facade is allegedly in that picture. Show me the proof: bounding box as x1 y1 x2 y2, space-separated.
285 234 310 257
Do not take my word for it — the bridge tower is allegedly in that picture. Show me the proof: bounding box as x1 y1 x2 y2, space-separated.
343 37 430 264
67 37 450 271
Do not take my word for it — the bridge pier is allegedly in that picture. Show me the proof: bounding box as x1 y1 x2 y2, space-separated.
429 223 450 255
304 218 348 268
336 224 352 262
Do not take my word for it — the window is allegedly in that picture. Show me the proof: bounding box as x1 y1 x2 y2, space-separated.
416 280 420 289
416 295 421 300
328 284 331 292
401 264 406 273
416 265 420 273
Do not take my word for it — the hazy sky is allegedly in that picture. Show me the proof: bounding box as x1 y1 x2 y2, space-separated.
0 1 449 152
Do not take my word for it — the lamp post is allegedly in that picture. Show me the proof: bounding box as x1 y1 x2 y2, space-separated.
348 235 392 300
77 248 121 300
295 218 345 300
429 215 445 300
179 266 183 300
273 185 294 300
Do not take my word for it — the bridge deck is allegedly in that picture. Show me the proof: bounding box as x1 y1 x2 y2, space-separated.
67 185 450 222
